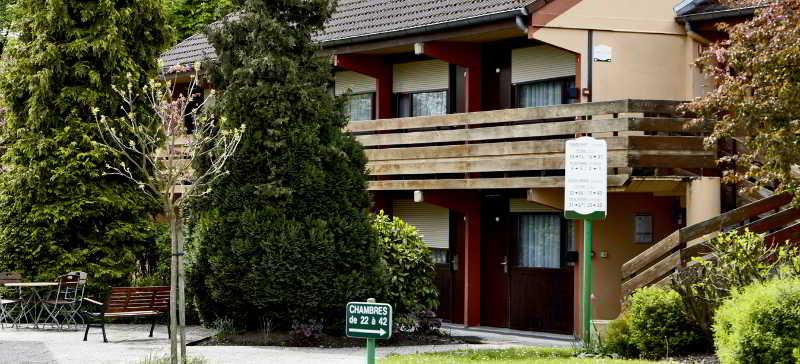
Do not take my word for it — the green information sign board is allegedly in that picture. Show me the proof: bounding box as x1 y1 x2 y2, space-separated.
564 136 608 345
346 301 393 340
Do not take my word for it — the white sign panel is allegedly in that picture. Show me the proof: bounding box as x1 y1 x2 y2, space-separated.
565 137 607 217
593 44 612 62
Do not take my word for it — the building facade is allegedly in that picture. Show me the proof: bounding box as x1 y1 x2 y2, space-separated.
161 0 758 336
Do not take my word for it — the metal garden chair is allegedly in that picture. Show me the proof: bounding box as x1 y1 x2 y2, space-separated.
42 272 87 330
0 272 22 328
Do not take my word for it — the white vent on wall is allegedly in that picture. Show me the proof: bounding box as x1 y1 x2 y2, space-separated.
511 45 577 85
393 60 449 93
509 198 561 213
334 71 376 96
392 200 450 249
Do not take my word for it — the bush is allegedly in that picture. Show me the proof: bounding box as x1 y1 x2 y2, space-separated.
672 230 800 340
625 286 707 359
395 310 442 336
602 314 639 358
373 211 439 316
714 278 800 364
188 0 380 330
0 0 168 290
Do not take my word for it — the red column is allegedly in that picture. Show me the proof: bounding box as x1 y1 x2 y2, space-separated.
423 190 482 327
463 204 481 326
418 42 482 112
333 54 393 119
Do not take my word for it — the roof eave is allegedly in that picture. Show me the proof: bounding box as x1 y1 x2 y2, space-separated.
319 9 523 49
675 6 760 23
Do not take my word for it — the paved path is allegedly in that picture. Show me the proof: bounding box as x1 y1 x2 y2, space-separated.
0 324 576 364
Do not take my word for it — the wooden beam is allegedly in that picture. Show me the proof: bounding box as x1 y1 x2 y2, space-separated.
367 174 629 190
621 250 682 297
681 193 793 243
628 152 717 169
355 118 632 146
628 136 707 151
364 137 628 161
366 151 629 175
622 230 682 279
743 207 800 234
765 221 800 246
347 100 647 133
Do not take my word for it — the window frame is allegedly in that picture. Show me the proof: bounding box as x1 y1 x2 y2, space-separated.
634 213 654 244
394 88 449 118
513 76 577 109
510 212 569 270
343 91 376 122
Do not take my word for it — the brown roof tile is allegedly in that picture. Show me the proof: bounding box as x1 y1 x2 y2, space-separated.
161 0 525 69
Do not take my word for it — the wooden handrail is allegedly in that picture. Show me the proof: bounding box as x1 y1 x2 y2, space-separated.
347 99 685 133
621 193 795 294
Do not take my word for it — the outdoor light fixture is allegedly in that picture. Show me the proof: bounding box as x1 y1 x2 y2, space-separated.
413 190 424 203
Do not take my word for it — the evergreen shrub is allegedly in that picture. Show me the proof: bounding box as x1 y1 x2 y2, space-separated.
188 0 380 330
621 286 707 359
714 278 800 364
373 211 438 317
0 0 169 289
602 314 639 358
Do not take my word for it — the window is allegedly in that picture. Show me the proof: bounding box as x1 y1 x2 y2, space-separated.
430 248 449 265
397 90 448 117
517 214 562 268
635 214 654 243
344 93 373 121
517 77 576 108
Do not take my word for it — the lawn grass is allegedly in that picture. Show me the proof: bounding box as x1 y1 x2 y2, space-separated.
381 347 669 364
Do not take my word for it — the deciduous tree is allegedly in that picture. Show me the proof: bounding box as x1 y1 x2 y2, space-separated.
685 0 800 197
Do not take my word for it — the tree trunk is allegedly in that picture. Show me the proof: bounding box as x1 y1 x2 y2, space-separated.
169 214 180 364
177 217 187 363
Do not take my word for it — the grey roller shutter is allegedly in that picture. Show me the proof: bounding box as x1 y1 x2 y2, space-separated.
393 60 449 93
509 198 561 213
392 200 450 249
334 71 376 96
511 45 577 85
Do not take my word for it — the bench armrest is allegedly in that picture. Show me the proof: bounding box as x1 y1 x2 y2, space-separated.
82 297 103 306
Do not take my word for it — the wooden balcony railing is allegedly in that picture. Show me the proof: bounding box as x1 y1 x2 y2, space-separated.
347 100 716 191
621 193 800 296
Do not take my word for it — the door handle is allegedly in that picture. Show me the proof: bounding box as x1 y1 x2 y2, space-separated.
500 256 508 273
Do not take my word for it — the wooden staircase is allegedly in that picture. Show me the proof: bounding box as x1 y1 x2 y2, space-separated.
621 192 800 296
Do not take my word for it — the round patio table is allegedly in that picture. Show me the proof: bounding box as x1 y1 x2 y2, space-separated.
3 282 57 329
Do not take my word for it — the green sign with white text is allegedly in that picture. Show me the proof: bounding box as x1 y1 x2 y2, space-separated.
346 302 392 340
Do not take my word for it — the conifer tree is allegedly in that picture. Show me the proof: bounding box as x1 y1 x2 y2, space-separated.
190 0 381 328
0 0 170 286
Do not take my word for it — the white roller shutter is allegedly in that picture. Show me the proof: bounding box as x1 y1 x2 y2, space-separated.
393 60 449 93
334 71 376 96
509 199 561 213
511 45 577 85
392 200 450 249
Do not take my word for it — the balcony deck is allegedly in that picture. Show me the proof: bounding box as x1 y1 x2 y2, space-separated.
348 100 714 191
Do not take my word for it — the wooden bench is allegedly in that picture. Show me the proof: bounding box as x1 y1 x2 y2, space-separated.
82 286 170 343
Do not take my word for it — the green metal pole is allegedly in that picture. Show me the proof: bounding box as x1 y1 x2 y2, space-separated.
582 219 593 345
366 338 376 364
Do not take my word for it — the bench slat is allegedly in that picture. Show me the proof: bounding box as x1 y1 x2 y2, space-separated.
101 286 171 316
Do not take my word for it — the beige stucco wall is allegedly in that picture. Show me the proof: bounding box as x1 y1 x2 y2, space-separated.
542 0 684 35
526 188 681 333
686 177 721 225
530 0 705 103
573 193 682 331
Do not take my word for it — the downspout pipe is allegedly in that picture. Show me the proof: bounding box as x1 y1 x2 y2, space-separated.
515 6 530 33
587 30 593 103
